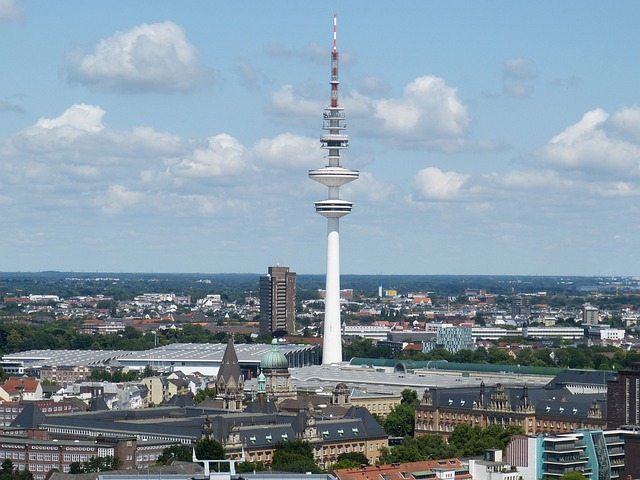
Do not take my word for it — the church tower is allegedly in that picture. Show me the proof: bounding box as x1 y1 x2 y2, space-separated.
216 337 245 411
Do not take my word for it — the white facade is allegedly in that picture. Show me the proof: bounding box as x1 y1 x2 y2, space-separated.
601 328 625 341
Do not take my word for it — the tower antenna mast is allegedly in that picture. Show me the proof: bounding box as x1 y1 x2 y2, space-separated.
309 15 359 365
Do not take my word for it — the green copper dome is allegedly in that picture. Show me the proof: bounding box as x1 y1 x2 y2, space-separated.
260 339 289 370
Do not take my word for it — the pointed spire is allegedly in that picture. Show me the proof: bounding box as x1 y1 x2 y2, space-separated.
218 336 242 386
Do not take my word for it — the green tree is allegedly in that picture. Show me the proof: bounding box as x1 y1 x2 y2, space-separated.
415 434 456 460
195 437 226 461
377 437 422 464
157 445 193 465
382 390 418 437
331 452 369 469
271 440 321 474
557 472 586 480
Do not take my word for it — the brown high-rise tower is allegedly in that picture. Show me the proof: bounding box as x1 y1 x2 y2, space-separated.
259 266 296 334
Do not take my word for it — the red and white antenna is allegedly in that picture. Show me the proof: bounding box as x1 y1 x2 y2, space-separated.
331 13 339 108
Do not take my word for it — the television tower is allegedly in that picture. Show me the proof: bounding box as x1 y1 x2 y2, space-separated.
309 14 359 364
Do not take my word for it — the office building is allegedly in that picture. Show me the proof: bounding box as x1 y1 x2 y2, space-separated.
259 266 296 334
436 326 475 353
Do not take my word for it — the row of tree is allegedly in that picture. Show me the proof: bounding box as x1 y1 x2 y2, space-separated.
344 336 640 371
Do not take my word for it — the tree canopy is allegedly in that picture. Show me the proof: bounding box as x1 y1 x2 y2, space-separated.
271 440 321 474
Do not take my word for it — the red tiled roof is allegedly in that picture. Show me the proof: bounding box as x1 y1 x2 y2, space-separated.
332 458 471 480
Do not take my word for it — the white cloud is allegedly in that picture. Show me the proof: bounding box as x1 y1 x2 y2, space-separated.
65 21 209 93
375 76 469 139
0 0 22 22
250 133 318 169
539 107 640 177
97 185 146 215
269 85 322 117
345 75 474 150
171 134 248 178
345 171 394 202
12 104 182 163
36 104 105 133
412 167 470 201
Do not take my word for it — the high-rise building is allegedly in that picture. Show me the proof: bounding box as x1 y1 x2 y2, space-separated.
309 15 359 365
511 294 532 318
607 362 640 428
583 303 600 325
259 266 296 334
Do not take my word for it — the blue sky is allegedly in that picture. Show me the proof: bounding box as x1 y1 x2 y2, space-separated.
1 1 640 276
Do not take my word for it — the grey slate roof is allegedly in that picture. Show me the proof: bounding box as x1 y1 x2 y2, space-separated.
10 402 46 429
545 369 618 390
217 338 242 385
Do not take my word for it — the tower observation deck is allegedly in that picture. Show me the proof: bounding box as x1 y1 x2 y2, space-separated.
309 15 358 365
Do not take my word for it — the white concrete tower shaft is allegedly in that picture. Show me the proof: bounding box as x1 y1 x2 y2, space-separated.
309 15 359 364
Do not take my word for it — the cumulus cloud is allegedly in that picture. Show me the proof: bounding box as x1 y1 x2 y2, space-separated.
13 104 182 162
250 133 318 169
503 58 536 98
269 84 323 117
345 75 475 150
171 134 248 178
97 184 146 215
412 167 470 201
65 21 210 93
0 0 22 22
539 107 640 177
36 104 105 133
345 171 394 202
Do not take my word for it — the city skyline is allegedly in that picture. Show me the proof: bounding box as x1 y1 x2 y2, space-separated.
1 2 640 276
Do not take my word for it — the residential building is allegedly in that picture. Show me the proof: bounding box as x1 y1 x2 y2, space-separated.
259 266 296 334
511 295 532 318
584 303 600 325
39 365 93 384
506 429 627 480
141 377 170 406
0 377 43 402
